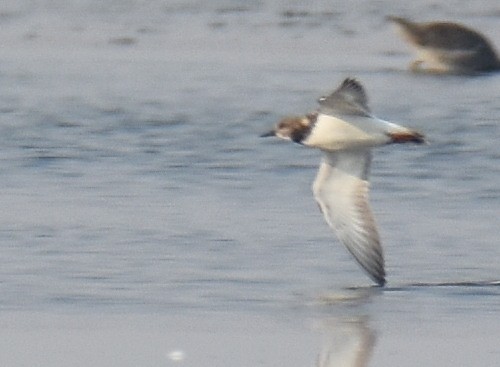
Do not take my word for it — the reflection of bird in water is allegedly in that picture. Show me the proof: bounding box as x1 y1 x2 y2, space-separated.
387 16 500 74
261 78 425 286
316 318 375 367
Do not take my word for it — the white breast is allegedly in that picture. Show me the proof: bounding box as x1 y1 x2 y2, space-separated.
302 114 390 151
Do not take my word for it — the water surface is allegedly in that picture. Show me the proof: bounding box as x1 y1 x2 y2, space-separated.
0 1 499 366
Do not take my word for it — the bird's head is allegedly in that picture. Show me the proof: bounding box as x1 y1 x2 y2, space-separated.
260 113 317 143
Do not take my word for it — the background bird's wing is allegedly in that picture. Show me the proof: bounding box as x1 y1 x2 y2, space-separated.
312 150 385 285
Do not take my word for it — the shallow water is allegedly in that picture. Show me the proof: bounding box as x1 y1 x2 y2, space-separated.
0 1 500 366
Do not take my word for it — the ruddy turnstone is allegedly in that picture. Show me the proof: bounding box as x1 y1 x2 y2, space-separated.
261 78 425 286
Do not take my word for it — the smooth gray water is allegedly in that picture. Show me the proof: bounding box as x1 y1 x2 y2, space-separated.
0 1 499 366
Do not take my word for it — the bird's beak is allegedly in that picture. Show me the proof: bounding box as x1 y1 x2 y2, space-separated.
260 130 276 138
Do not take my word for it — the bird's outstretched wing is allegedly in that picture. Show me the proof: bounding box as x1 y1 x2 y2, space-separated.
318 78 371 117
312 149 385 286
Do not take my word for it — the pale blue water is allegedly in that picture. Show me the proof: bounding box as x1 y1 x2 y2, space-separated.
0 1 499 366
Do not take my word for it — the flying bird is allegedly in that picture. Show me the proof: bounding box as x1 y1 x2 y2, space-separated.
387 16 500 73
261 78 425 286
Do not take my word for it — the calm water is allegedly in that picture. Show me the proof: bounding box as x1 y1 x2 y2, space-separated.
0 1 499 366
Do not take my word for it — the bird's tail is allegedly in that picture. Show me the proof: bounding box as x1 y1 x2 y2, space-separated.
387 128 426 144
